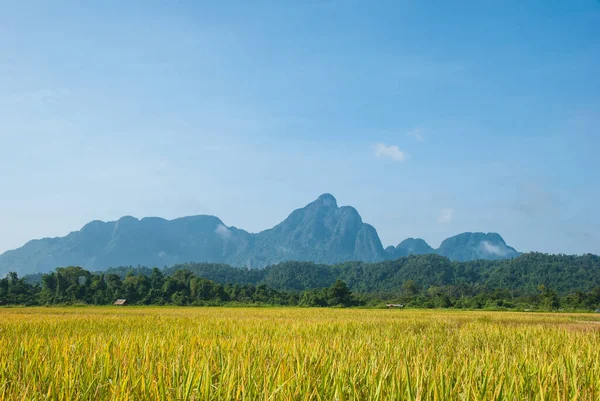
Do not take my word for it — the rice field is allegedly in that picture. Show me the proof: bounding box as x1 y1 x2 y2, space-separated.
1 307 599 400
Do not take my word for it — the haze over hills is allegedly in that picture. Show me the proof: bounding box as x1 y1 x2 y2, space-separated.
0 194 520 276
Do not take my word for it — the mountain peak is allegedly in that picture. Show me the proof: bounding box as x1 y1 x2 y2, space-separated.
118 215 138 222
437 232 519 261
388 238 434 258
483 232 506 244
314 193 338 208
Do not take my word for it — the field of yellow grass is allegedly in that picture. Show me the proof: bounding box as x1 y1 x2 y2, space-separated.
1 307 599 400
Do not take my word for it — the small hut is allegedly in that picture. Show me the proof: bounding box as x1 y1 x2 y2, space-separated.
386 304 404 310
114 299 128 306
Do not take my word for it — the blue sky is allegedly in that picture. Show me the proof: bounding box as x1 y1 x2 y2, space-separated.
1 0 599 255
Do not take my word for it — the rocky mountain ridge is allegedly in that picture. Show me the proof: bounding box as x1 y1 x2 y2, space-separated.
0 194 520 276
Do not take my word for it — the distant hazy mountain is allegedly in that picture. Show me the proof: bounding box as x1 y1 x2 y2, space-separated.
436 232 520 262
0 194 519 276
384 233 520 262
386 238 435 259
244 194 387 266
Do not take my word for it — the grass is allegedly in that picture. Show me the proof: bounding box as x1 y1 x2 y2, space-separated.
1 307 599 400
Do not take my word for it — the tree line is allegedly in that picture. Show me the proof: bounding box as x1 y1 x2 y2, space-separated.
162 253 600 296
0 267 357 307
2 252 600 310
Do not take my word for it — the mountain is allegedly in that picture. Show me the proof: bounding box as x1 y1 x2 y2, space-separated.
0 194 518 276
245 194 387 266
385 233 520 262
386 238 435 259
0 214 251 275
436 232 520 262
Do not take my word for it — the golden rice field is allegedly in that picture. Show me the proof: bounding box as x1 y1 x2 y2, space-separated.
1 307 599 401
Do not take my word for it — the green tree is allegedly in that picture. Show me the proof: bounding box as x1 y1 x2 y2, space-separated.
328 280 354 307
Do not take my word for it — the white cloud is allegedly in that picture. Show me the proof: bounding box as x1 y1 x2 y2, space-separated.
407 127 425 142
481 241 508 256
373 143 407 162
438 208 454 223
214 223 232 240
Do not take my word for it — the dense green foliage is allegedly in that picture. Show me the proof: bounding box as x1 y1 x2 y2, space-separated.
163 252 600 296
0 267 357 307
2 252 600 310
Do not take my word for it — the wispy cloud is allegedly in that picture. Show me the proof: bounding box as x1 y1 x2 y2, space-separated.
215 223 232 240
438 208 454 223
407 127 425 142
373 143 407 162
481 241 508 256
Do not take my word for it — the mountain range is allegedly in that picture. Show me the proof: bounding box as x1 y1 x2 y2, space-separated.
0 194 519 276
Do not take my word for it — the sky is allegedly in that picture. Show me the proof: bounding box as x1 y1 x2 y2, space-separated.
1 0 599 255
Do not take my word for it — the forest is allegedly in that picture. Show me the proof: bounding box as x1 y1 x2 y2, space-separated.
2 253 600 310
